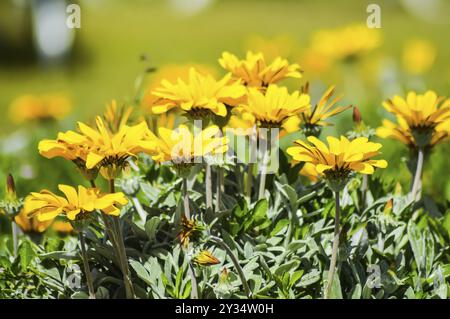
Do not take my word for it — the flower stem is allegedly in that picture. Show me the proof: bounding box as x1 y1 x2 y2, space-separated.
205 164 213 211
181 177 198 299
210 235 252 298
245 163 254 201
109 179 136 299
258 148 269 200
216 167 224 211
182 178 191 219
325 191 341 299
11 221 19 258
411 147 424 202
79 232 96 299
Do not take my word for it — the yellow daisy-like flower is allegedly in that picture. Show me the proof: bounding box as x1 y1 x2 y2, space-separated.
103 100 134 133
299 162 320 183
376 117 415 147
24 185 128 222
151 67 246 118
219 51 302 90
147 124 228 166
300 84 351 136
78 117 156 179
310 24 381 62
233 84 310 129
9 94 71 123
141 64 217 112
287 136 387 191
381 91 450 147
14 209 52 234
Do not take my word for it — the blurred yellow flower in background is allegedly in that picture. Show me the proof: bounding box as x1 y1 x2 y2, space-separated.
24 185 128 221
15 209 52 233
151 67 246 118
287 136 387 190
219 51 302 90
402 39 436 75
310 24 381 62
9 94 71 123
299 162 320 183
244 34 297 61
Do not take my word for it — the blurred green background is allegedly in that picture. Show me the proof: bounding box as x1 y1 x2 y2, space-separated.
1 0 450 200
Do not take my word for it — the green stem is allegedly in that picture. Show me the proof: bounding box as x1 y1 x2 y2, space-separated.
182 178 191 219
216 167 224 211
258 148 269 200
325 191 341 299
109 179 136 299
205 164 213 211
12 222 19 258
410 147 424 202
210 235 252 298
245 163 254 201
79 232 96 299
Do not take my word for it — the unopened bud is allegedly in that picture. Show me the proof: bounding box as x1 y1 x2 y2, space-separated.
353 106 362 125
6 174 16 199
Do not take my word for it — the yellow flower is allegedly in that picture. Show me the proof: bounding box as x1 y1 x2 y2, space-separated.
300 84 351 135
381 91 450 147
403 39 436 75
376 117 415 147
193 250 220 266
233 84 310 129
24 185 128 221
14 209 52 234
147 124 228 166
219 51 302 90
287 136 387 191
77 117 156 179
151 67 246 118
141 64 217 112
310 24 381 62
9 94 71 123
51 220 74 234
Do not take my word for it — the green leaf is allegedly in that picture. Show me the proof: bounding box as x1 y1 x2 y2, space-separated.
130 260 152 286
145 216 161 242
270 219 290 236
19 240 34 272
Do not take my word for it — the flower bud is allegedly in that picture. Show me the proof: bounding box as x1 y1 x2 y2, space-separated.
6 174 16 200
353 106 362 125
194 250 220 266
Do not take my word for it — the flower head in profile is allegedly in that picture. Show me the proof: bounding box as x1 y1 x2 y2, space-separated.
219 51 302 90
193 250 220 266
24 185 128 222
287 136 387 191
151 68 246 119
300 84 351 136
232 84 310 130
14 209 53 234
310 24 381 62
77 117 156 179
380 90 450 147
0 174 23 218
9 94 71 123
147 124 228 169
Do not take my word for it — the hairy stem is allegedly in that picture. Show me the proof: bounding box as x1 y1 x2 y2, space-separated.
210 235 252 298
12 222 19 258
182 178 191 219
258 148 269 200
325 191 341 299
79 232 96 299
245 163 254 201
216 167 224 211
410 147 424 202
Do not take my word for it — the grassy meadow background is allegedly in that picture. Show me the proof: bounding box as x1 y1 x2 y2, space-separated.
1 0 450 199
